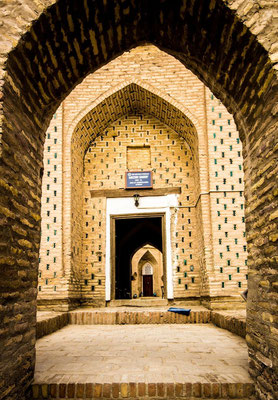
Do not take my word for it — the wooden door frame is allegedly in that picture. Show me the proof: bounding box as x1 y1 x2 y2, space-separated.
110 212 167 300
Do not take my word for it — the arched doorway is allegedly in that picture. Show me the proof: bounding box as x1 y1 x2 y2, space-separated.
131 245 163 299
111 214 165 300
142 262 153 297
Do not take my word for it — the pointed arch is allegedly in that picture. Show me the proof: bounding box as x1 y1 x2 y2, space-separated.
64 82 202 290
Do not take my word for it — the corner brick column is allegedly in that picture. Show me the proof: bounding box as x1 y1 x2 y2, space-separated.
243 83 278 398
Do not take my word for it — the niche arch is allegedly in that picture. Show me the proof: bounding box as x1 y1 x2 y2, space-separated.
68 83 202 298
131 246 163 298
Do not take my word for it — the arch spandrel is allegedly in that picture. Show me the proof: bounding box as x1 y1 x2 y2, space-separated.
2 0 277 138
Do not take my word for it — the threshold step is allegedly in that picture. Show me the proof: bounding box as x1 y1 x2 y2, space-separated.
108 298 168 307
69 309 211 324
32 381 254 399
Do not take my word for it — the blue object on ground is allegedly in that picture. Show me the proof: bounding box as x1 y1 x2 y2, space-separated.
168 307 191 316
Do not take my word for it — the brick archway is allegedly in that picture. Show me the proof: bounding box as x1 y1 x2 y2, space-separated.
1 1 278 398
68 83 202 305
133 247 162 299
65 82 209 298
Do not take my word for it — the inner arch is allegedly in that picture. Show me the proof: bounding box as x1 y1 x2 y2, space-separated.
68 83 201 294
72 82 199 159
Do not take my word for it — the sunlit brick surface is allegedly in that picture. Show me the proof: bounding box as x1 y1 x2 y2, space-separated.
34 324 252 384
39 46 248 307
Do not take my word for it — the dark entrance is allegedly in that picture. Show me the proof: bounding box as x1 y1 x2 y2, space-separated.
143 275 153 297
114 215 163 299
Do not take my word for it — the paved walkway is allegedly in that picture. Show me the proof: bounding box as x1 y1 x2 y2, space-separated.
34 324 252 384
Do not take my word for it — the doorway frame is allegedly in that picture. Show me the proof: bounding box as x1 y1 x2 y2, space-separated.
110 213 166 300
105 195 178 301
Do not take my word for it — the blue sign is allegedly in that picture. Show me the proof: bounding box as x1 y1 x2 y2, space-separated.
126 171 153 189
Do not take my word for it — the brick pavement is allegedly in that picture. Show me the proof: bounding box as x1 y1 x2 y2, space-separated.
34 324 252 385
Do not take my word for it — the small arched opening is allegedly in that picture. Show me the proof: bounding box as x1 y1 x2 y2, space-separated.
131 246 164 298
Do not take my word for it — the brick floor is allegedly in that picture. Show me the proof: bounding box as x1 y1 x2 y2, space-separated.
34 324 252 386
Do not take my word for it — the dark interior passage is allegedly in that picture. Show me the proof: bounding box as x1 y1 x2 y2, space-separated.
115 216 162 299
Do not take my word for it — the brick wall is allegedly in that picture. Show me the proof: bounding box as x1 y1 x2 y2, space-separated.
82 114 198 302
38 109 68 308
38 45 247 307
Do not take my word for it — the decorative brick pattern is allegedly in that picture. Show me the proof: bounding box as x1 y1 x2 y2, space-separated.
82 114 199 301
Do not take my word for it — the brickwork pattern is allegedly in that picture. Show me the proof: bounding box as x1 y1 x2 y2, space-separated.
69 82 199 299
36 312 69 339
39 46 247 305
36 309 247 338
32 322 254 399
211 311 246 339
82 114 199 301
32 381 254 399
206 92 247 297
69 309 211 325
38 109 66 298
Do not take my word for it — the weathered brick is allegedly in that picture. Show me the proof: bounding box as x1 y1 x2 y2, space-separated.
192 382 201 397
85 383 93 398
166 383 174 397
157 382 165 397
93 383 102 398
59 383 66 398
76 383 84 398
148 383 156 397
67 383 75 398
138 382 146 397
120 383 128 398
103 383 111 398
112 383 119 398
175 383 183 397
129 382 136 398
50 383 58 398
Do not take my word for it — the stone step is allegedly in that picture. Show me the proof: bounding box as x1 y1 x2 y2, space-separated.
36 311 69 339
36 308 246 338
108 298 169 307
69 309 211 325
31 381 255 399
